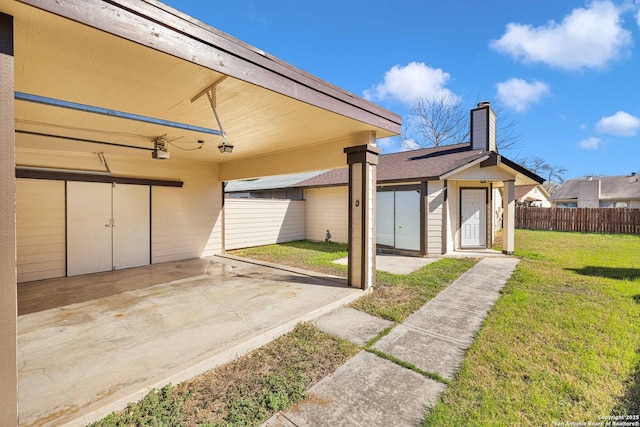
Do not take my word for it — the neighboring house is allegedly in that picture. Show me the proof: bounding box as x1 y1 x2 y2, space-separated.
550 174 640 208
1 0 402 419
226 103 544 257
515 184 551 207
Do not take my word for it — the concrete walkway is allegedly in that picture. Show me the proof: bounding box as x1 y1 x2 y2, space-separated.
264 257 520 427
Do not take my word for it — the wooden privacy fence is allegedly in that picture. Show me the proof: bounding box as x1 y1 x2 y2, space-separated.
516 207 640 235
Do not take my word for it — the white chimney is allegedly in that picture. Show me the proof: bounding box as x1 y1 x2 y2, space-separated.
470 101 497 152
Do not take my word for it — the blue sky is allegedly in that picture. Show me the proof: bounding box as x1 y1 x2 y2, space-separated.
164 0 640 179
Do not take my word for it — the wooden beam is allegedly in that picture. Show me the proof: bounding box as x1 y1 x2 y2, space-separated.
219 138 358 181
0 11 18 426
16 168 184 187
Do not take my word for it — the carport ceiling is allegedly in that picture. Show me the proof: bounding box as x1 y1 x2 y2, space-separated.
10 1 399 163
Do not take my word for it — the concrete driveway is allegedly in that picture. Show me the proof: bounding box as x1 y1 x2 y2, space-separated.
17 256 363 427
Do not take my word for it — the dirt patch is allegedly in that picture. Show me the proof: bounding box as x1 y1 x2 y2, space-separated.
175 323 360 425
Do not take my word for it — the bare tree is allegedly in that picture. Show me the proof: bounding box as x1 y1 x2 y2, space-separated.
402 93 468 149
400 97 568 193
401 95 522 156
522 156 567 195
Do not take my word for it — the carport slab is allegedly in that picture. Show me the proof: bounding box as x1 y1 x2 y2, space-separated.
263 351 446 427
18 257 363 427
312 307 393 345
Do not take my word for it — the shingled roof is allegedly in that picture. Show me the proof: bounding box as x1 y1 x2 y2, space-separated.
551 175 640 201
225 142 543 191
296 143 486 187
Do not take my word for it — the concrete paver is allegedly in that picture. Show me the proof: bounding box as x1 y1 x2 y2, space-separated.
434 285 502 313
374 324 467 380
374 257 519 381
312 307 393 346
270 256 520 426
404 303 488 346
333 254 438 275
263 351 446 427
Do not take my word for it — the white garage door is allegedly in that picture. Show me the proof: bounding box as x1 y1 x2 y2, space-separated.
67 181 150 276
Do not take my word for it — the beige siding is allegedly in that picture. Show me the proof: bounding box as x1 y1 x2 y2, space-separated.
224 199 305 250
305 187 348 243
16 179 66 282
426 181 444 255
149 163 222 263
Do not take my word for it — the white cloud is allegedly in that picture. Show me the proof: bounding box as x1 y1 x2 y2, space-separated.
363 62 458 106
596 111 640 136
579 137 604 150
490 1 632 70
495 78 550 112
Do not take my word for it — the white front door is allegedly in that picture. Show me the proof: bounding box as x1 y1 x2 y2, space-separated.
461 189 487 248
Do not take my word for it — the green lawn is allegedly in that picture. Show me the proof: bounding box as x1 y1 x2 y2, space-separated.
424 230 640 426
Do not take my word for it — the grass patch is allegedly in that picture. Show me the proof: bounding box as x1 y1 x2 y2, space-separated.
91 323 359 427
229 240 348 277
366 347 451 386
424 230 640 426
352 258 478 322
90 384 186 427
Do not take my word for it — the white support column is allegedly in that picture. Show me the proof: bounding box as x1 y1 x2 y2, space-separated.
344 135 380 289
502 180 515 254
0 12 18 426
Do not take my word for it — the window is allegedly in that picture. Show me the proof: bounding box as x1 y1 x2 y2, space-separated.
599 201 628 208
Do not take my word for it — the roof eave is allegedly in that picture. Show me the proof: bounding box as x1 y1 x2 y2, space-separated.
439 153 490 180
18 0 401 134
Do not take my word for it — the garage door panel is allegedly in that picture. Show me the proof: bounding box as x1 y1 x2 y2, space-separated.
67 181 113 276
113 184 150 270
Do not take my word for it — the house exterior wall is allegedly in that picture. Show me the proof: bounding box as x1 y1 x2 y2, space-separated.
578 180 600 208
224 199 305 250
305 187 349 243
426 180 445 255
15 151 223 279
526 186 552 207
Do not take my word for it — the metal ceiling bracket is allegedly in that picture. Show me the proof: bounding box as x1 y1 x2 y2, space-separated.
191 76 229 145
